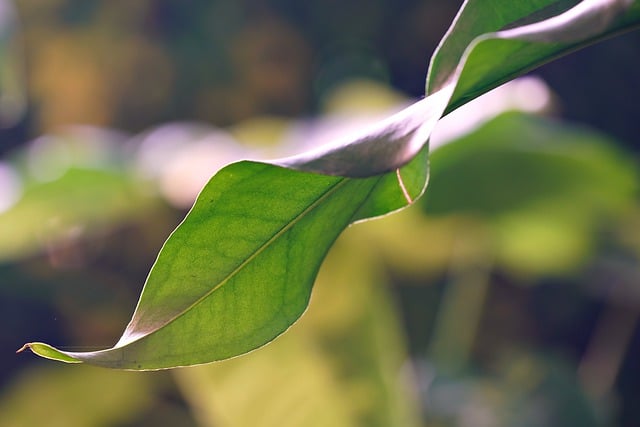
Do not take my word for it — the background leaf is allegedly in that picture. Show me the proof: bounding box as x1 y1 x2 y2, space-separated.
0 365 156 427
0 129 158 261
423 112 638 275
0 167 154 261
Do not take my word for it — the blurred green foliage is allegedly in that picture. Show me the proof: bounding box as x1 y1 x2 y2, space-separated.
3 107 639 425
8 0 461 135
1 0 639 426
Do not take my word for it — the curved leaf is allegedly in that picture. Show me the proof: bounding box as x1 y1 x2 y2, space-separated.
428 0 640 111
20 148 428 369
273 87 453 177
278 0 639 177
20 0 640 369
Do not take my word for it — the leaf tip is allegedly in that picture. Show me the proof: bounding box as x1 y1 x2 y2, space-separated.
16 342 83 364
15 343 30 354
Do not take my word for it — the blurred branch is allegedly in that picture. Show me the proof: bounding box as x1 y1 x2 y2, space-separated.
579 257 640 400
428 222 493 374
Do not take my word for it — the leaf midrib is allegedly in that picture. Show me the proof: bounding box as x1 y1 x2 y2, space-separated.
119 176 354 347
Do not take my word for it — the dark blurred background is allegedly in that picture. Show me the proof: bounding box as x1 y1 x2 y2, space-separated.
1 1 639 426
3 0 638 152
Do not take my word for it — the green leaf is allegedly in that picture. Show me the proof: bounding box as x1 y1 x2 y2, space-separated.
174 232 422 427
428 0 640 111
274 88 451 176
21 0 640 369
423 112 638 275
20 148 428 369
278 0 639 177
0 167 155 261
424 113 637 218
